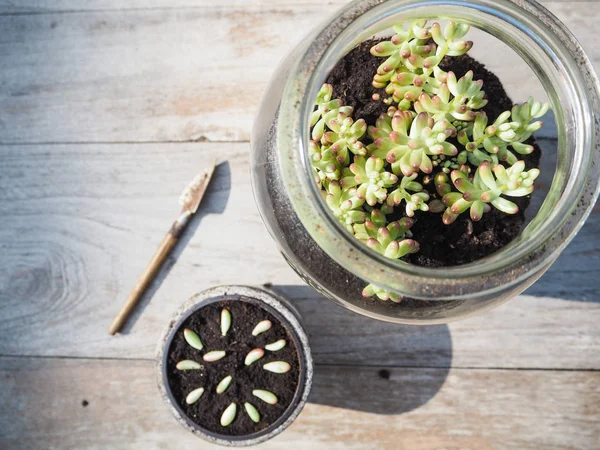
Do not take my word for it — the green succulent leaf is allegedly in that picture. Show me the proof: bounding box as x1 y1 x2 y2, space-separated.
369 20 473 103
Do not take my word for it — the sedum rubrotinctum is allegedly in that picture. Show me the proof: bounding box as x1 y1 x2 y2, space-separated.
310 20 549 303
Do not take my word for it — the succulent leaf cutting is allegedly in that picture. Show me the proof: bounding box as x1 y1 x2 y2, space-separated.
244 402 261 423
203 350 226 362
221 309 231 336
252 320 273 336
185 387 205 405
183 329 203 351
245 348 265 366
263 361 292 374
265 339 287 352
310 20 550 302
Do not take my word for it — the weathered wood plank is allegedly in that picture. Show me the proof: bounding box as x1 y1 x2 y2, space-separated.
0 142 300 354
0 357 598 450
0 0 348 14
0 5 319 144
0 141 598 368
0 0 588 13
0 2 595 143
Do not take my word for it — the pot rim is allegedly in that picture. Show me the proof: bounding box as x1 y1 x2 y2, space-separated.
156 285 313 447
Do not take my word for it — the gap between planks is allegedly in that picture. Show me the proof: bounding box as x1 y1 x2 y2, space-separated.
1 355 599 373
0 139 247 146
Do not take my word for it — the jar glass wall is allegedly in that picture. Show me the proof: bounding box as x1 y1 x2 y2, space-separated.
251 0 600 324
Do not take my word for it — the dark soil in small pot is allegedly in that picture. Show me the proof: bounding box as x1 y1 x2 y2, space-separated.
156 286 313 447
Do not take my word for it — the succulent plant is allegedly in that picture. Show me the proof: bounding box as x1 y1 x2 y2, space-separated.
185 387 205 405
370 21 473 108
353 216 419 260
311 83 352 141
310 140 342 183
203 350 226 362
433 171 454 197
184 328 204 351
457 97 549 166
442 160 540 224
309 19 550 304
386 173 431 217
176 360 202 371
323 180 367 231
310 86 367 185
414 70 487 121
322 113 368 158
355 208 387 229
217 375 233 394
362 283 402 303
340 156 398 206
221 403 237 427
367 109 458 177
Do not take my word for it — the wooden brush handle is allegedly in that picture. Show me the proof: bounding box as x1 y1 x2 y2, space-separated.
108 212 191 335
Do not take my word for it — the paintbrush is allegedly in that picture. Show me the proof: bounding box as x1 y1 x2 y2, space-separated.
108 161 216 335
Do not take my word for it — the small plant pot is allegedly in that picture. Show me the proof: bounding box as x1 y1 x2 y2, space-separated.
157 285 313 447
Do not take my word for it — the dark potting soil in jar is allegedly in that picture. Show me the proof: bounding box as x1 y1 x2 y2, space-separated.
325 39 542 267
166 299 300 436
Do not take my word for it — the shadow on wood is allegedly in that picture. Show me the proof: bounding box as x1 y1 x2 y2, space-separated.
524 201 599 303
120 160 232 334
522 138 600 303
310 365 451 415
269 285 452 414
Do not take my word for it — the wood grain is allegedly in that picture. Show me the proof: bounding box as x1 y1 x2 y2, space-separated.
0 357 598 450
0 1 598 448
0 0 350 13
0 140 598 369
107 230 178 335
0 2 596 143
0 0 591 13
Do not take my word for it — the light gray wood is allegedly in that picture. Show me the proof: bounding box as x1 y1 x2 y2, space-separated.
0 0 590 13
0 2 596 143
0 1 598 448
0 0 348 13
1 141 598 369
0 357 598 450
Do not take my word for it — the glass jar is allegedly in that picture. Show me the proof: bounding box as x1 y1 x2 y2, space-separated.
251 0 600 324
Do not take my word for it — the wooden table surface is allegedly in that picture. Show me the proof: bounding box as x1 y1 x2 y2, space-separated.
0 1 599 449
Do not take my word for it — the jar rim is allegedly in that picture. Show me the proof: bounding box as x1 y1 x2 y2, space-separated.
277 0 600 300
